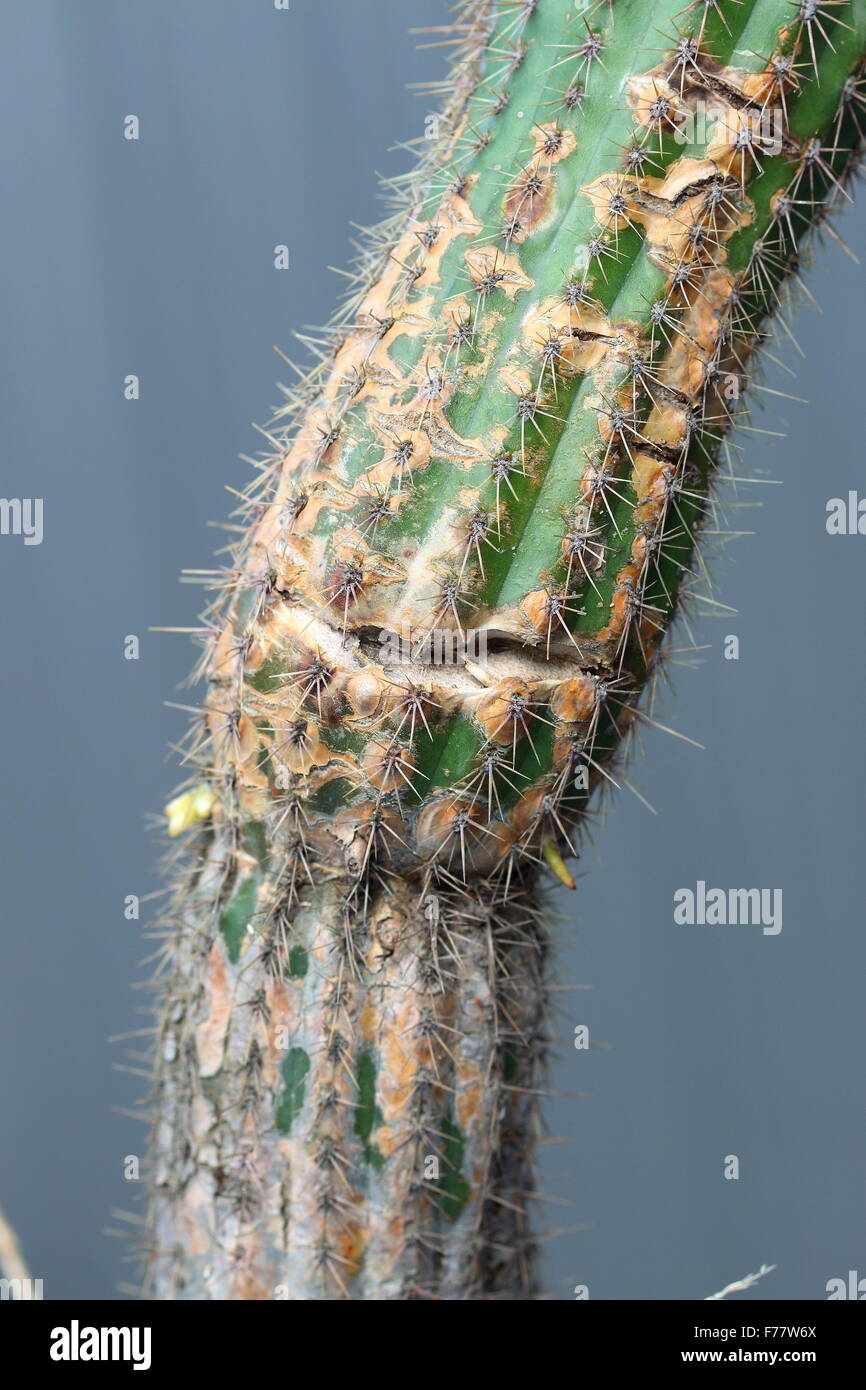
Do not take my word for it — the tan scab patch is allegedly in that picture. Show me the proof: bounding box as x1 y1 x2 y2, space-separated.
519 295 621 378
705 105 761 182
530 122 577 165
499 363 533 398
532 319 610 378
196 938 234 1078
580 173 643 234
643 398 690 452
363 417 432 491
652 157 719 205
206 708 259 767
344 668 388 720
270 717 336 777
237 169 489 575
464 243 533 300
359 185 483 329
626 73 684 133
520 588 586 649
320 541 406 629
474 679 533 744
358 998 378 1043
631 449 671 525
583 156 750 276
526 292 615 342
378 1004 423 1120
455 1067 483 1133
211 623 243 682
593 563 643 646
711 62 787 109
658 333 706 400
361 738 417 795
503 166 557 239
550 674 598 724
263 977 296 1086
509 783 550 836
415 796 480 859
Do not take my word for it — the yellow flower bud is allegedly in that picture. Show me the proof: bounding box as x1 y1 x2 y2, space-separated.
164 785 216 836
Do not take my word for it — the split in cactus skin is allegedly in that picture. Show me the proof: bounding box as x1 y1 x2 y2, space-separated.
148 0 866 1300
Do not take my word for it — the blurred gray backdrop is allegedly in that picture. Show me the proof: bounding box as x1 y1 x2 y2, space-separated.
1 0 864 1301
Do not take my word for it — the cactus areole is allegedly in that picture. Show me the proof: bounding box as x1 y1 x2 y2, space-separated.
149 0 866 1299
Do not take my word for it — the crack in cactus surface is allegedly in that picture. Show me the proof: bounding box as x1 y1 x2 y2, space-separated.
147 0 866 1301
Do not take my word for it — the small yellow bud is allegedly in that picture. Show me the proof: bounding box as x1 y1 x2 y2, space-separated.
541 837 575 890
164 785 216 836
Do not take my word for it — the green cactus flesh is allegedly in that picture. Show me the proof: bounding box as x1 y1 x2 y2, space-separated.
149 0 866 1299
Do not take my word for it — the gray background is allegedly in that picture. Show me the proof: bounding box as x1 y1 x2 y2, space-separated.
1 0 863 1301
